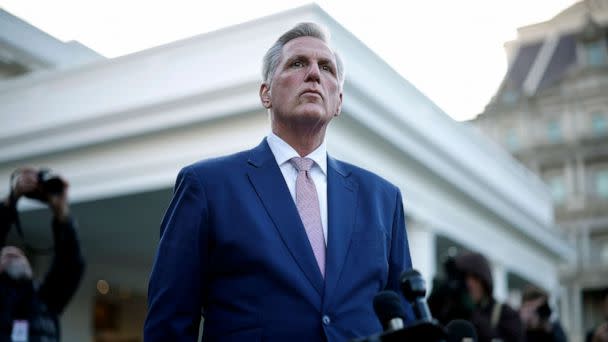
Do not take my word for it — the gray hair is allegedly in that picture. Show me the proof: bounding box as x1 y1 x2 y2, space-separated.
262 22 345 88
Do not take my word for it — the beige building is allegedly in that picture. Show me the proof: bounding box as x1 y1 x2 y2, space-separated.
471 0 608 339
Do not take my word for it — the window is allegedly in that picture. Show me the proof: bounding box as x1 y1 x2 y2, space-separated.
602 241 608 265
547 121 562 143
586 162 608 200
585 41 606 66
595 170 608 199
547 175 566 204
592 113 607 135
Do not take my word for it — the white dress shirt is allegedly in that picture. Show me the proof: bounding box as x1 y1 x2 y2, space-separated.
266 132 328 246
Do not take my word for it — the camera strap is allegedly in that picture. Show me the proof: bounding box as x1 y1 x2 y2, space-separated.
490 302 502 329
8 172 25 241
8 173 53 255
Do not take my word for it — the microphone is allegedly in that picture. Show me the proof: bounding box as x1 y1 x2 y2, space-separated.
373 291 406 331
446 320 477 342
352 269 448 342
400 269 432 322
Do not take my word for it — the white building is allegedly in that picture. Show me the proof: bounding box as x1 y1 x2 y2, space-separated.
471 0 608 339
0 5 574 341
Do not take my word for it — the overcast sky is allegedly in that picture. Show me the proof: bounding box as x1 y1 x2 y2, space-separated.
1 0 578 121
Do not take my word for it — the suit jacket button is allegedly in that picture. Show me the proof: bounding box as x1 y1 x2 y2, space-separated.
322 315 331 325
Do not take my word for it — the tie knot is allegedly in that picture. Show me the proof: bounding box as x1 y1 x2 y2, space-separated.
291 157 314 172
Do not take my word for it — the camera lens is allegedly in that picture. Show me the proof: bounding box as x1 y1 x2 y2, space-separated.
38 170 65 195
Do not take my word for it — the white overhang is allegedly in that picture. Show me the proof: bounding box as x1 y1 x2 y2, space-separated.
0 9 103 71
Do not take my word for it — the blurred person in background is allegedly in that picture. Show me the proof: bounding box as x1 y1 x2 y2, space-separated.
519 286 567 342
429 251 524 342
587 291 608 342
0 167 85 342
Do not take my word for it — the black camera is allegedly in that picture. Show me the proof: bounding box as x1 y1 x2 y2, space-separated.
37 169 65 196
536 300 552 321
21 169 65 202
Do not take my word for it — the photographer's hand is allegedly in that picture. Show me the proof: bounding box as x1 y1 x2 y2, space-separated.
4 167 39 206
48 179 70 224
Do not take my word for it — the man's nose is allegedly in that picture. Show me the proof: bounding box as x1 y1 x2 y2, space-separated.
304 63 321 83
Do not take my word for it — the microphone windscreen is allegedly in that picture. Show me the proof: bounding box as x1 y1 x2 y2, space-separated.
446 319 477 342
400 269 427 302
372 291 406 329
400 269 421 278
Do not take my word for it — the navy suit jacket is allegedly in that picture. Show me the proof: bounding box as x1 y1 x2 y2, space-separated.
144 139 413 342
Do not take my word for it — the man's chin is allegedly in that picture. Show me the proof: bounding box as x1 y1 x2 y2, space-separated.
294 107 331 123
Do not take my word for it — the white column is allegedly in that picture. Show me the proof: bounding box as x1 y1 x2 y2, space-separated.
492 261 508 303
581 225 591 266
565 159 575 206
576 155 586 202
407 220 436 292
572 284 583 342
559 286 572 337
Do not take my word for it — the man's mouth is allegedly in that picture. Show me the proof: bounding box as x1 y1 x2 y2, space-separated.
300 90 322 98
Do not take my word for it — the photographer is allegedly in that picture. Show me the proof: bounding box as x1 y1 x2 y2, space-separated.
0 167 85 342
519 286 567 342
429 251 524 342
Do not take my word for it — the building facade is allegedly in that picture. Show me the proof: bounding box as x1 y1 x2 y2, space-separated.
471 0 608 340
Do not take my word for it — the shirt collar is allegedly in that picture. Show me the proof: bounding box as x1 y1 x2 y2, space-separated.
267 132 327 175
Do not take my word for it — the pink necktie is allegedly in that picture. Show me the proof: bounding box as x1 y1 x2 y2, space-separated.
291 157 326 277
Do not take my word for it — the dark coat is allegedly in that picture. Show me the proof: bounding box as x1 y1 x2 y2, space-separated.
0 203 85 342
455 252 525 342
472 298 525 342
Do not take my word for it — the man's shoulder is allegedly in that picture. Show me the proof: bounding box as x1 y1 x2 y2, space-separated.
331 158 400 194
189 149 250 171
177 147 257 182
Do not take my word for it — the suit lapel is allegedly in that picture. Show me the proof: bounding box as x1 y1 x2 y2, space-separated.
246 139 324 295
323 156 358 307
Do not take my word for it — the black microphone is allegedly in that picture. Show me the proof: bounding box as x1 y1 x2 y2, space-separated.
373 291 406 331
446 319 477 342
400 269 432 322
352 269 447 342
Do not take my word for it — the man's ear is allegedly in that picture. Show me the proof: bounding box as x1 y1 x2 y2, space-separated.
334 92 343 117
260 83 272 109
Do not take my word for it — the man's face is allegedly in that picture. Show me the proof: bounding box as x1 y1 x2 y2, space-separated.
465 275 485 304
0 246 32 280
261 36 343 132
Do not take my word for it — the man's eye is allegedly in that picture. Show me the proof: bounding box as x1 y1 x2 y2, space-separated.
292 61 304 67
321 65 334 73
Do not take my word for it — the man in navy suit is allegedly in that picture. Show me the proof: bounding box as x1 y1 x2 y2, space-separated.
144 22 413 341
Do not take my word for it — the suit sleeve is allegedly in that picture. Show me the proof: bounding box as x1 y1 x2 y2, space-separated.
385 189 414 319
144 166 210 342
